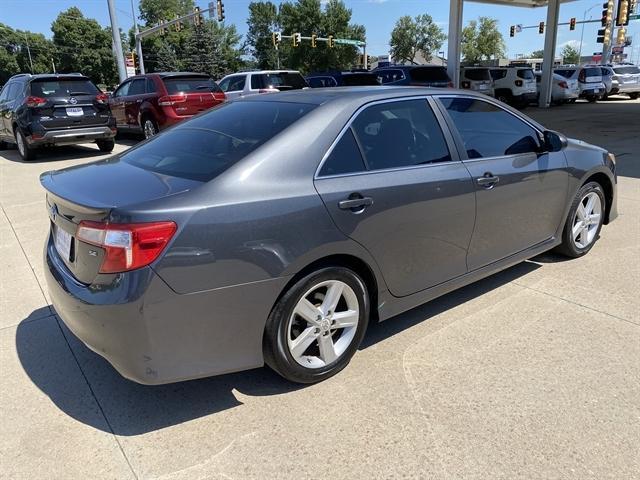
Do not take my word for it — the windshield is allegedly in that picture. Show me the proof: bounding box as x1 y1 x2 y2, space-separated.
121 101 316 181
464 69 490 81
162 76 221 93
613 66 640 74
30 78 99 97
410 67 450 82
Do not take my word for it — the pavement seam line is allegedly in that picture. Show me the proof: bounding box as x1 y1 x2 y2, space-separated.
0 312 56 331
53 315 140 480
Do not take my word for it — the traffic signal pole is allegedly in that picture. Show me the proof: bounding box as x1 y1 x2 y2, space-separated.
107 0 127 82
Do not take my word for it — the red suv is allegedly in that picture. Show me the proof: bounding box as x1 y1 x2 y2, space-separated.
109 72 226 138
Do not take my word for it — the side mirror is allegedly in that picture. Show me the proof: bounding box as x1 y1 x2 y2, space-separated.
543 130 567 152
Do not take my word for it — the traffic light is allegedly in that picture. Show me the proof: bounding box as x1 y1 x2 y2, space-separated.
311 33 317 48
569 17 576 30
538 21 544 34
616 0 630 26
272 31 281 47
174 18 182 32
601 0 614 27
292 32 301 47
159 21 168 35
194 6 203 26
631 0 637 14
216 0 225 22
616 27 627 45
510 25 515 37
328 35 335 48
597 27 611 44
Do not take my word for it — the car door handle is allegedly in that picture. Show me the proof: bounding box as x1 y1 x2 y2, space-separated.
339 196 373 211
477 174 500 188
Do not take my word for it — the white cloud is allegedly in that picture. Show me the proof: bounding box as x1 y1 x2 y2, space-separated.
558 39 581 49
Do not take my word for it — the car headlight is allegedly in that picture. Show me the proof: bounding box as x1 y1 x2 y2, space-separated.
607 152 616 165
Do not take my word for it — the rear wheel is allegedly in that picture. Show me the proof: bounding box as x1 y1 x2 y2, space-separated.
586 95 598 103
555 182 605 258
629 93 639 100
142 116 158 139
263 267 369 384
15 129 37 161
496 91 512 105
0 140 7 150
96 139 115 153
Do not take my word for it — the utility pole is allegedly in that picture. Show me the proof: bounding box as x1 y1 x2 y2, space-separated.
107 0 127 82
24 33 34 72
131 0 145 74
579 3 599 62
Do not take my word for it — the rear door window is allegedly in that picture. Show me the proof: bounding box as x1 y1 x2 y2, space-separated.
517 69 534 80
490 69 507 80
162 76 221 93
146 78 157 93
113 81 131 98
410 67 450 83
30 78 98 97
319 129 366 176
121 101 316 181
219 76 245 92
127 79 146 96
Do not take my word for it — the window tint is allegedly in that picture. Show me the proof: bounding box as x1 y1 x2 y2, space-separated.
554 69 575 78
341 73 379 86
613 66 640 74
113 81 130 97
582 67 601 77
441 97 541 158
251 73 307 90
516 69 534 80
490 69 507 80
319 129 366 176
376 69 404 84
128 79 146 95
162 75 221 93
464 69 491 81
307 76 337 88
350 99 451 170
122 101 316 181
30 78 98 97
221 76 245 92
146 78 157 93
410 67 450 82
5 83 21 101
0 83 10 102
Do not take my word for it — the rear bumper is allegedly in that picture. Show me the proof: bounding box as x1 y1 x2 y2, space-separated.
616 84 640 94
28 126 115 146
44 235 288 385
514 92 537 104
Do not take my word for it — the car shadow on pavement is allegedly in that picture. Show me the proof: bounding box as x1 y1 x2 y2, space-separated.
16 261 541 436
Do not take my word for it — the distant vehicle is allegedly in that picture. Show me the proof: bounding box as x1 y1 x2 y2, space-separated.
372 65 452 88
306 71 380 88
599 66 617 98
554 66 605 103
109 72 225 139
534 72 579 104
609 64 640 99
217 70 308 100
460 67 494 96
489 66 537 108
0 73 116 161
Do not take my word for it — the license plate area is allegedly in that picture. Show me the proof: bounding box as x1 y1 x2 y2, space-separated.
53 224 73 262
66 107 84 116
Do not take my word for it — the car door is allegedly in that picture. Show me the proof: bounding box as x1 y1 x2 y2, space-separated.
0 82 12 139
314 98 476 297
109 80 130 127
125 78 146 129
218 75 246 100
2 82 23 139
437 95 569 271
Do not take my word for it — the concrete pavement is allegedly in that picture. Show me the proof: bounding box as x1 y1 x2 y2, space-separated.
0 99 638 479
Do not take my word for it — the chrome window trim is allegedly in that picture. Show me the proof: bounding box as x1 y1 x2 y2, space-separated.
314 95 456 180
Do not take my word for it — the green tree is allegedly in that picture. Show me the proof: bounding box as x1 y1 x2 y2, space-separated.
51 7 117 84
561 44 580 64
138 0 195 25
461 17 505 63
531 49 544 58
0 24 56 82
389 14 446 64
183 21 244 79
155 42 180 71
247 1 280 69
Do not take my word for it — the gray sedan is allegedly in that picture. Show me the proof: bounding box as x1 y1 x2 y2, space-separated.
41 87 617 385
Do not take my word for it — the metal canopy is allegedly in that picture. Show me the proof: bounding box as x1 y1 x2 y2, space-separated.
467 0 575 7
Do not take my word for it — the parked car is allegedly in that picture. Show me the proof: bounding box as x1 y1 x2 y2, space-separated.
609 64 640 99
372 65 452 88
217 70 308 100
534 71 579 104
41 87 617 385
489 66 537 107
0 73 116 161
554 66 605 102
306 71 380 88
460 67 495 96
109 72 225 139
599 66 617 99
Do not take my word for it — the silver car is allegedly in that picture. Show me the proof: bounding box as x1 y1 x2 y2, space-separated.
460 67 495 96
610 64 640 99
217 70 308 100
555 66 605 102
41 88 618 385
535 71 579 104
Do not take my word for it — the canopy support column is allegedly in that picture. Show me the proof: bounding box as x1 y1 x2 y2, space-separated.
538 0 560 107
447 0 464 88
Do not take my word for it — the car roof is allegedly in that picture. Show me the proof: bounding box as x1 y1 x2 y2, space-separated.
374 65 445 71
11 73 90 82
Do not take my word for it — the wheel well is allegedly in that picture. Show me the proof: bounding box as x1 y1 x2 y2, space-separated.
277 255 380 323
583 172 613 224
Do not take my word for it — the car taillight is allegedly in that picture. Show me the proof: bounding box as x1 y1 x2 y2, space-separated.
579 70 586 82
448 81 454 88
461 81 470 89
25 96 46 107
559 81 568 89
515 79 523 87
76 221 177 273
95 93 109 104
158 94 187 106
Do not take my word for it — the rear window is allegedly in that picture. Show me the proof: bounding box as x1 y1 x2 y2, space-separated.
517 69 535 80
409 67 450 82
341 74 379 86
376 69 405 84
307 76 338 88
251 72 308 90
554 69 575 78
30 78 99 97
121 101 315 182
162 76 221 94
613 66 640 74
464 69 490 81
583 68 601 77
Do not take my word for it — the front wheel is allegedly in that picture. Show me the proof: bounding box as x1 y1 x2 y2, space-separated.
629 93 639 100
555 182 605 258
263 267 369 384
586 95 598 103
142 117 158 139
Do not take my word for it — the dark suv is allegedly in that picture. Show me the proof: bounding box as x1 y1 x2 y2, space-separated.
0 74 116 161
109 72 226 139
372 65 452 88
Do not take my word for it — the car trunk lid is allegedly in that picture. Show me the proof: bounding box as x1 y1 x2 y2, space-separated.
160 75 226 116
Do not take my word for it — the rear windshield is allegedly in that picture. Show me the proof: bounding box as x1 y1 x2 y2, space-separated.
252 72 308 90
517 69 535 80
341 73 379 86
554 69 575 78
121 101 315 182
410 67 450 82
464 69 490 81
307 76 337 88
30 78 99 97
583 68 601 77
162 76 221 94
613 66 640 74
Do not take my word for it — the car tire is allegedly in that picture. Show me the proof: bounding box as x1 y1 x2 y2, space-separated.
15 129 37 161
555 181 605 258
142 116 158 140
97 139 115 153
0 140 7 150
496 91 512 105
263 266 370 384
629 93 639 100
586 95 598 103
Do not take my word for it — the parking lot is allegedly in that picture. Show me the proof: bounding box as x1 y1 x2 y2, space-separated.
1 98 638 479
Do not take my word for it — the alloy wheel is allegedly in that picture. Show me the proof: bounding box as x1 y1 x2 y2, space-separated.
572 191 602 249
287 280 359 368
16 132 25 157
143 119 157 139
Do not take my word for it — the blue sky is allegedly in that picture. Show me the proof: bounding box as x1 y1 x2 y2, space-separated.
2 0 639 62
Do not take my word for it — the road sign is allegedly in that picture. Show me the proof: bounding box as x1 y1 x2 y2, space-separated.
516 24 523 33
612 45 624 53
126 66 136 77
629 14 639 20
335 38 365 46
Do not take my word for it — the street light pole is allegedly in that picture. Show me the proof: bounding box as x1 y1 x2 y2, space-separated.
579 3 599 62
131 0 145 74
107 0 127 82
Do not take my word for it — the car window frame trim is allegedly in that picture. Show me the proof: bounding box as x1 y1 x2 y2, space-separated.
314 95 462 180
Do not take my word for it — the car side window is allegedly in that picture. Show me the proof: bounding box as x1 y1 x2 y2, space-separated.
490 69 507 80
113 81 130 98
128 79 146 96
223 76 245 92
146 78 157 94
0 83 13 102
250 75 263 90
319 129 366 176
440 97 542 159
6 83 22 102
350 99 451 171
